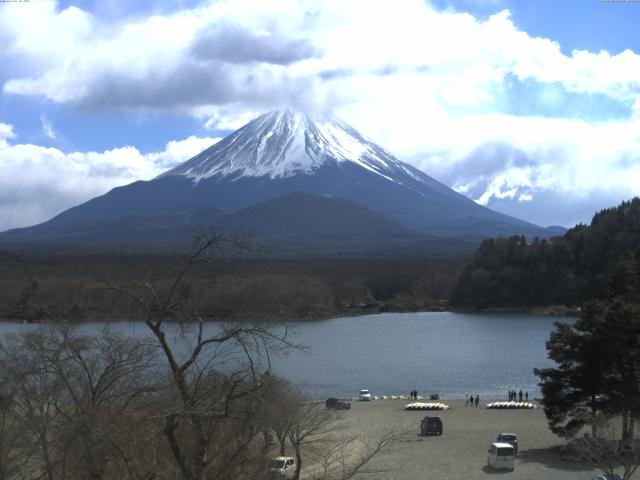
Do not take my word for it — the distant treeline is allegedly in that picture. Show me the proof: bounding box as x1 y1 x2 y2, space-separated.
450 198 640 310
0 252 464 321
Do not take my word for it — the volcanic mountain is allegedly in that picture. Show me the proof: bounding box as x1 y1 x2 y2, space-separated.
0 110 553 255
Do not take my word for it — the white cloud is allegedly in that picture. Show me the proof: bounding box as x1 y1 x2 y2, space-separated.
3 1 639 116
411 114 640 225
0 129 220 230
199 106 264 130
0 123 15 144
40 114 57 140
1 0 640 227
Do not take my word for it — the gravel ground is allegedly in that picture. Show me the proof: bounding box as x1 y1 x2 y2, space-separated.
317 399 604 480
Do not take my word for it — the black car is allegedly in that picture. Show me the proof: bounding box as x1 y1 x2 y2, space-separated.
420 416 443 436
496 433 518 454
325 397 351 410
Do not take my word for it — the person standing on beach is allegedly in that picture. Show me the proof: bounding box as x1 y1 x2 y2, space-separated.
465 394 469 407
525 391 528 401
475 394 479 408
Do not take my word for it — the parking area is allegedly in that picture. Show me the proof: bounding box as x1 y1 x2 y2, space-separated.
322 399 603 480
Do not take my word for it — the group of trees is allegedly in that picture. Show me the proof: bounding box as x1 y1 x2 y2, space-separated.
451 198 640 309
536 301 640 438
0 252 463 322
0 238 393 480
535 299 640 480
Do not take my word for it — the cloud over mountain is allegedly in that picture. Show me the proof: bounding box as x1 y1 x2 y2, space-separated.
0 130 220 231
0 0 639 228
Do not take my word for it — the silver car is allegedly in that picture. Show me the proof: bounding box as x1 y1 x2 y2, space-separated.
359 389 372 401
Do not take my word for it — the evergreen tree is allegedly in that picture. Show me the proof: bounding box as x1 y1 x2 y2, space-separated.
535 300 640 439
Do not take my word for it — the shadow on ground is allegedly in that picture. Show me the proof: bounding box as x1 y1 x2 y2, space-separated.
516 445 596 472
481 465 513 474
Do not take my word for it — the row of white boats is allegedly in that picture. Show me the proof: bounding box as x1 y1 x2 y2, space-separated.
403 401 538 410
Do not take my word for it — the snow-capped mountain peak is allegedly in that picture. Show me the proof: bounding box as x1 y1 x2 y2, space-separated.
160 110 415 184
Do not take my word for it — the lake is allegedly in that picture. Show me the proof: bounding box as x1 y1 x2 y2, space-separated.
0 312 567 400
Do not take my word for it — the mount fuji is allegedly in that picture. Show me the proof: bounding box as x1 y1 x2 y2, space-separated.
0 110 554 255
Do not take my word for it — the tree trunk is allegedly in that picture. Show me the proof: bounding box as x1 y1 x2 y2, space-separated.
293 446 302 480
591 395 598 439
622 411 631 441
262 431 271 456
275 432 287 456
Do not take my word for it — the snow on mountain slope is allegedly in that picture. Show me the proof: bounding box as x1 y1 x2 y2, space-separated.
159 110 421 185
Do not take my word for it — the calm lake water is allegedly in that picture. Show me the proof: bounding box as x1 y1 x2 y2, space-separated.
0 312 567 400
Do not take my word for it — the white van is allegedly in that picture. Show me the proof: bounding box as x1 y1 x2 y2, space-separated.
487 442 515 470
269 457 296 477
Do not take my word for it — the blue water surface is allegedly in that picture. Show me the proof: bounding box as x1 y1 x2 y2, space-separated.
0 312 567 400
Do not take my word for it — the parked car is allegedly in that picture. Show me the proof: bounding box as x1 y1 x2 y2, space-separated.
359 389 372 401
269 456 296 478
420 415 443 436
487 442 516 471
496 432 518 454
325 397 351 410
592 475 622 480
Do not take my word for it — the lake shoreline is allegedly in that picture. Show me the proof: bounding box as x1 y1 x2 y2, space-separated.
0 303 579 324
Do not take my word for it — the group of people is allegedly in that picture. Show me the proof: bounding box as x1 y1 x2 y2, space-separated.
465 394 480 407
508 389 528 402
409 389 419 400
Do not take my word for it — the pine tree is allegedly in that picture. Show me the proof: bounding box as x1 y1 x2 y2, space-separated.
535 300 640 439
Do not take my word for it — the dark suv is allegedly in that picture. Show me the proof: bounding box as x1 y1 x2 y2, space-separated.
325 398 351 410
496 433 518 454
420 416 443 436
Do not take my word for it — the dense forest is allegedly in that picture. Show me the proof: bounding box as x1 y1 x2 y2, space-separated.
0 252 464 321
450 198 640 310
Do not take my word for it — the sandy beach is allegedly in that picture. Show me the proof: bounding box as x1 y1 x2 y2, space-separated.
316 399 603 480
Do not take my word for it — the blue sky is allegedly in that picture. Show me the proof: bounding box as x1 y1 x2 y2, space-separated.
0 0 639 230
433 0 640 55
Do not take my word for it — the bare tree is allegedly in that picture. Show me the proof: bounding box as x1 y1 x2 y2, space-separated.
0 326 163 480
261 378 300 456
309 433 397 480
0 330 66 480
569 418 640 480
112 235 298 480
287 402 338 480
0 390 31 480
0 235 392 480
273 391 398 480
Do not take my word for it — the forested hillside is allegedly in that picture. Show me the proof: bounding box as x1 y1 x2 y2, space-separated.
0 253 463 321
450 198 640 309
